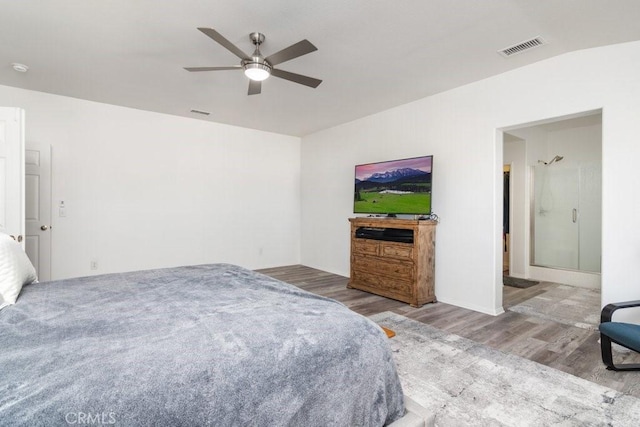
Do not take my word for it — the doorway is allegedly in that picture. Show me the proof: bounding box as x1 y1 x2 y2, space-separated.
502 111 602 289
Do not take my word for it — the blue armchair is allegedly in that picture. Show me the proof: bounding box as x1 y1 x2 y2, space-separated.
599 300 640 371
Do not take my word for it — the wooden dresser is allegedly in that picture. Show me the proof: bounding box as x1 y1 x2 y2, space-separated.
348 217 436 307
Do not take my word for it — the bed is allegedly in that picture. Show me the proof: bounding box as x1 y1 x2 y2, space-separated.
0 261 405 426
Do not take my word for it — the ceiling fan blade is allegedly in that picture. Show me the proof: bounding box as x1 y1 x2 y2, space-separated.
198 27 249 60
248 80 262 95
265 39 317 66
184 66 242 72
271 69 322 88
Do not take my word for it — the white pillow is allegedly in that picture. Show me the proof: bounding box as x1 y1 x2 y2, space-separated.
0 233 38 309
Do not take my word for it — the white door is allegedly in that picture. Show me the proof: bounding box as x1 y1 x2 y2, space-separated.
25 144 52 281
0 107 25 246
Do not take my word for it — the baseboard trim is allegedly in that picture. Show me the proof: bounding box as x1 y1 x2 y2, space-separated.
436 296 504 316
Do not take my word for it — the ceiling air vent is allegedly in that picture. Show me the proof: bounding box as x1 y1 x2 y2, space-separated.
498 36 546 58
190 109 210 116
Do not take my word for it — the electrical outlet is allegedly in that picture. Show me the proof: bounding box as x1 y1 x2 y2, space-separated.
90 259 98 270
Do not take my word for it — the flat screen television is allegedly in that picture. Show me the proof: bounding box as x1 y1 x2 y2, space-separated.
354 155 432 216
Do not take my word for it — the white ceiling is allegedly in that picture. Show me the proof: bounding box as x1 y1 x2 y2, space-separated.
2 1 640 137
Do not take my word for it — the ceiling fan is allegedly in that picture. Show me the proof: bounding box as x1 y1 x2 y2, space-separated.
184 28 322 95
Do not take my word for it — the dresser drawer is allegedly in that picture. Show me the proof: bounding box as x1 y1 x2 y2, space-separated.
380 243 413 260
352 256 414 279
351 270 413 296
352 240 379 256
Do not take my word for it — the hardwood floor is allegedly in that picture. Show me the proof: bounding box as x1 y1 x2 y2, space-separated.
257 265 640 398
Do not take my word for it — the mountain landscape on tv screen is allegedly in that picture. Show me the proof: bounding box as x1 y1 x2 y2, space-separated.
354 166 432 214
356 167 431 190
364 167 428 183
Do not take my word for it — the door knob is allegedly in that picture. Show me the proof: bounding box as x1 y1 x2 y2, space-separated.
41 225 49 231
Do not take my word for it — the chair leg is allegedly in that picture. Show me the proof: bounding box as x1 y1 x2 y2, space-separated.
601 334 640 371
601 335 616 370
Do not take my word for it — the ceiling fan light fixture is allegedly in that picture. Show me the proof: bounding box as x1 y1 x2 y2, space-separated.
243 61 271 81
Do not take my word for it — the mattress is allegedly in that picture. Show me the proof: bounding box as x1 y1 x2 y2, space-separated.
0 263 404 426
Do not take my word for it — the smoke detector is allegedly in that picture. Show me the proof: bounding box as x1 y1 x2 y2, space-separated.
12 63 29 73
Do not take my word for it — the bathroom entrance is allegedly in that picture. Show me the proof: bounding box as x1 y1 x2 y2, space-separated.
503 111 602 288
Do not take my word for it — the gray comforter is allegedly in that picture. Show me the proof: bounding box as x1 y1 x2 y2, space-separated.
0 264 404 426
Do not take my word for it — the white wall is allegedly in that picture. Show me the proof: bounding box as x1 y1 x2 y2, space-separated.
301 40 640 314
0 85 301 280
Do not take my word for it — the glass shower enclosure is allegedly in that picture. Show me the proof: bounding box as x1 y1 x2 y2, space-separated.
531 160 601 273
